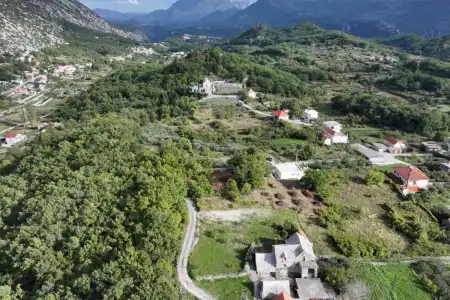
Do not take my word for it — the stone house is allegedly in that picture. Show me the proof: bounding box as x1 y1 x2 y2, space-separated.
255 232 318 280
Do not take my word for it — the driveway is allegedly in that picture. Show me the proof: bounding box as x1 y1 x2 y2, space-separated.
177 199 216 300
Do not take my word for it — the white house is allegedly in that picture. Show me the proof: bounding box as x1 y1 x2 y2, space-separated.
247 88 257 99
191 77 216 95
384 137 406 154
273 163 307 180
3 133 26 146
272 111 289 121
303 109 318 122
372 143 388 152
440 162 450 173
322 128 348 144
322 121 342 133
393 166 430 195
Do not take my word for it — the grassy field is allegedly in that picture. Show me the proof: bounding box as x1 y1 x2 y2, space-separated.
300 167 409 257
375 163 409 173
189 209 299 276
354 263 433 300
268 138 308 145
197 277 253 300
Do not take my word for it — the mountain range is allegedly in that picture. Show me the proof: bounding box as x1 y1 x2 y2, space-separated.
96 0 450 39
0 0 146 54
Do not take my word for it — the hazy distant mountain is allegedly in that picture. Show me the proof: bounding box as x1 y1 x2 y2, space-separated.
230 0 450 37
140 0 256 25
94 9 146 22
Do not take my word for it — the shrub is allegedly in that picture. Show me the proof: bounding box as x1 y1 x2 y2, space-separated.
365 171 385 186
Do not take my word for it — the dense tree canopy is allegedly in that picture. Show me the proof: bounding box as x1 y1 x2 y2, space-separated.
331 93 450 137
0 115 212 299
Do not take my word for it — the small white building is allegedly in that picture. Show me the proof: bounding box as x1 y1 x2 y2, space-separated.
247 88 257 99
384 137 406 154
422 141 442 153
273 163 307 180
322 128 348 144
303 109 318 122
393 166 430 195
372 143 388 152
322 121 342 133
191 77 216 95
3 133 26 146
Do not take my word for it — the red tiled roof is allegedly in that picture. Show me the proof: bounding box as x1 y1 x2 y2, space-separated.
323 128 345 137
385 136 404 145
272 111 288 117
272 292 293 300
394 166 429 181
400 185 422 193
4 133 17 138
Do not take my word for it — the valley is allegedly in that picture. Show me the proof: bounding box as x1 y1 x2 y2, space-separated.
1 1 450 300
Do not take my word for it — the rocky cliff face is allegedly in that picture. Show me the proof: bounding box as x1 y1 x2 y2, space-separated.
0 0 146 54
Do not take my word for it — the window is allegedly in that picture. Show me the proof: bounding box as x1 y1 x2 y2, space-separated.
413 181 417 185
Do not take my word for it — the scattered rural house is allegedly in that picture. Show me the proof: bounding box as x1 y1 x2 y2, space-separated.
170 52 187 59
3 132 26 146
272 111 290 121
272 292 293 300
37 122 49 131
322 121 342 132
261 279 291 299
393 166 430 195
247 88 257 99
255 232 318 279
191 77 216 95
354 144 389 165
371 143 388 152
15 87 25 95
296 278 330 300
442 218 450 229
440 162 450 173
303 109 318 123
322 121 348 144
273 163 308 180
384 137 406 154
422 141 442 153
255 232 329 300
53 65 77 76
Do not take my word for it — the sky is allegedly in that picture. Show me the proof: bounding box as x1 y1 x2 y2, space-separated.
80 0 176 13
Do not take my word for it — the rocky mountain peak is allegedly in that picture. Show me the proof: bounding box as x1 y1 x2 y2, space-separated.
0 0 146 54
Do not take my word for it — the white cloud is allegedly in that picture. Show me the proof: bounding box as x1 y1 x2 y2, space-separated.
117 0 140 4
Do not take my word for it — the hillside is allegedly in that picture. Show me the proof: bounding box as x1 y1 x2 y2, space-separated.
0 0 146 54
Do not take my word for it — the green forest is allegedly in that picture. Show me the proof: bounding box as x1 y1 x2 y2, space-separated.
0 116 213 299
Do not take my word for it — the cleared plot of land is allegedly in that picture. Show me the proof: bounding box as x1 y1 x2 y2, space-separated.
196 277 253 300
189 209 299 276
354 263 433 300
300 168 408 256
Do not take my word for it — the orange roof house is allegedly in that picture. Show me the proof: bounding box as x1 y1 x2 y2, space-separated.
272 292 293 300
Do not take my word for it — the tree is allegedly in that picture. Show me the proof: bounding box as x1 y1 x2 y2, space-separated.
241 183 252 195
298 144 315 160
365 171 385 186
222 179 240 202
228 150 270 190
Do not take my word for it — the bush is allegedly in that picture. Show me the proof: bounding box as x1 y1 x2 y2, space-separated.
318 257 354 293
365 171 385 186
222 179 241 202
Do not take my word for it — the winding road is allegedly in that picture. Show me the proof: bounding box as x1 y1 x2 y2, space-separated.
177 199 216 300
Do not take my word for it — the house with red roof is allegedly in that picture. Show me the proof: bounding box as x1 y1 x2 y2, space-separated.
3 132 26 146
272 111 289 121
384 137 406 154
15 87 26 95
272 292 293 300
393 166 430 195
321 121 348 144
